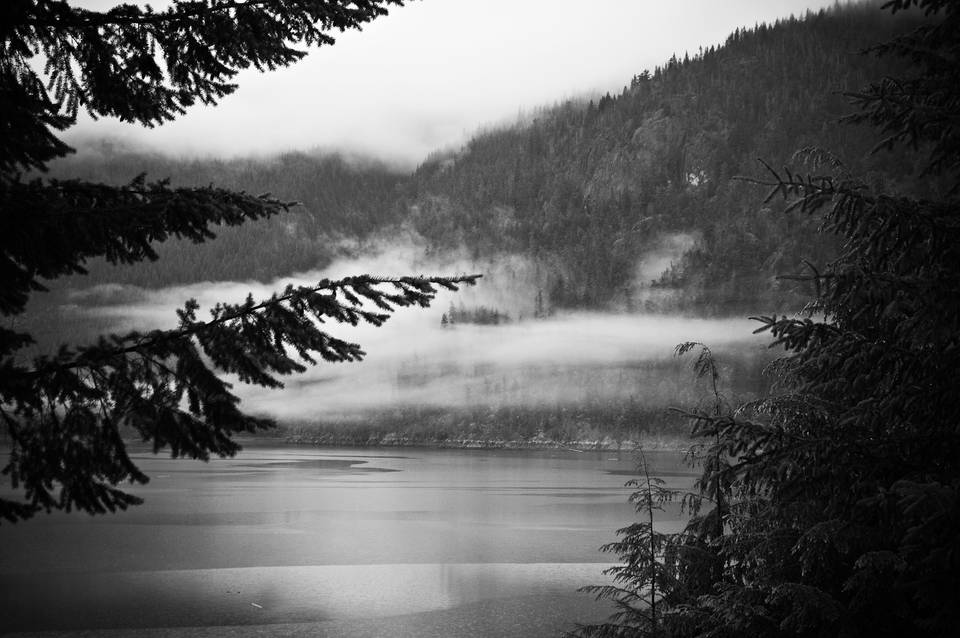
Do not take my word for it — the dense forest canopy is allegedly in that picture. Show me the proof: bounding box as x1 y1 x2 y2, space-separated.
48 2 931 317
406 4 928 313
574 0 960 635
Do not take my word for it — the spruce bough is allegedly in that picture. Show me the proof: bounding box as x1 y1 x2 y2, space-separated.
0 0 478 522
575 1 960 635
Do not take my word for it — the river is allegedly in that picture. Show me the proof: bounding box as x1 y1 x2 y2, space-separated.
0 442 697 637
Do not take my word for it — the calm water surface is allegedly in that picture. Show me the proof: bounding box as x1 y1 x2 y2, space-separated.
0 442 696 637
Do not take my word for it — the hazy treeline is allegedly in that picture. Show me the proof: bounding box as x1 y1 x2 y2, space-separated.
277 356 767 449
47 151 406 287
46 4 930 318
262 336 771 447
442 302 512 325
278 402 691 449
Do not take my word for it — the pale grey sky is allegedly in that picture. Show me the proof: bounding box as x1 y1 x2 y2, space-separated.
67 0 839 165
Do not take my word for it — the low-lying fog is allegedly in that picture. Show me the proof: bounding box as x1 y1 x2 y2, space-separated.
28 240 772 421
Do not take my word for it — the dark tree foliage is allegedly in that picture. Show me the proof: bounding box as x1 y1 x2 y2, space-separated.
572 345 732 638
572 450 679 638
38 5 932 315
0 1 479 523
577 1 959 636
404 3 927 314
42 151 408 287
2 0 404 172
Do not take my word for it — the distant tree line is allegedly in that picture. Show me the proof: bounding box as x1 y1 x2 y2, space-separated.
441 302 511 326
47 150 405 287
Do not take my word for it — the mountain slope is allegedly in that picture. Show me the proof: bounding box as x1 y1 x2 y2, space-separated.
47 3 929 316
403 3 927 313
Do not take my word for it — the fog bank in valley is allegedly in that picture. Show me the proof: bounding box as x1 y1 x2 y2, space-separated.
50 240 771 421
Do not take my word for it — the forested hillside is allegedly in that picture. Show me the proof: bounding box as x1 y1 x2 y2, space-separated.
51 3 928 315
48 150 405 286
404 3 927 314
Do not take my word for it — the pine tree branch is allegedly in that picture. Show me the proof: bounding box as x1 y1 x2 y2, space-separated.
23 274 480 380
26 0 402 30
1 272 479 522
0 176 293 315
3 1 408 173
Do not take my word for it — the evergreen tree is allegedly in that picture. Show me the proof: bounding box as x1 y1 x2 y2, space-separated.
579 0 960 635
0 0 478 522
573 449 679 638
574 345 732 638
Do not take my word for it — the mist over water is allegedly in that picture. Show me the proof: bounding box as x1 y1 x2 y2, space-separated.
48 240 770 421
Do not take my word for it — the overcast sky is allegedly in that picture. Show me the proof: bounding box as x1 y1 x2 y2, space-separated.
68 0 838 166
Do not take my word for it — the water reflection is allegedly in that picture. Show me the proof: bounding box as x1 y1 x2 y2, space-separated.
0 444 696 636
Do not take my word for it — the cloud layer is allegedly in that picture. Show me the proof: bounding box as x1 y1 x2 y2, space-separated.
60 241 768 419
65 0 836 165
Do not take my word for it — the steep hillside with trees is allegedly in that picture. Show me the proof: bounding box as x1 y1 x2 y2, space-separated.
404 3 928 314
48 4 931 317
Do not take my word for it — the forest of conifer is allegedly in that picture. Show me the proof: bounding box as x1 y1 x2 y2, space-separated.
3 0 958 635
48 3 930 317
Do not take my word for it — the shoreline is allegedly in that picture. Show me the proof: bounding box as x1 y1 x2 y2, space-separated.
278 432 694 453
